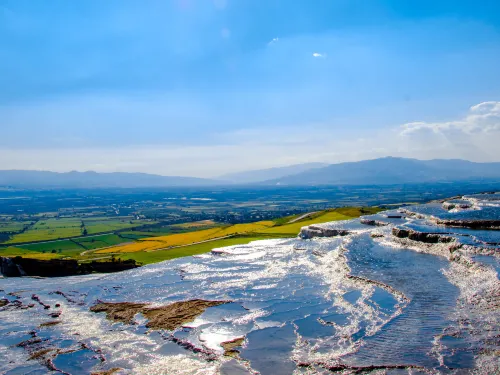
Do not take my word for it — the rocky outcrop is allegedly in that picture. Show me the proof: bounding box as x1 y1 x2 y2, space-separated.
0 257 139 277
435 219 500 230
442 202 472 210
299 225 350 239
1 257 23 277
360 218 389 227
221 337 245 357
90 299 229 331
392 228 454 244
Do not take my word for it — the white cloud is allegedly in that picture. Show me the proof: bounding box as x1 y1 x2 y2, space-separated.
268 37 279 45
312 52 324 58
397 101 500 161
401 101 500 136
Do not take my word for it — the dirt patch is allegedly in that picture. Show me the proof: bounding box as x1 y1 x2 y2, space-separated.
0 299 8 307
90 302 147 324
91 368 122 375
221 337 244 357
90 299 229 330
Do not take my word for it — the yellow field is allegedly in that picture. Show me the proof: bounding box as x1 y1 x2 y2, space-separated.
260 211 353 235
96 221 275 254
171 220 217 229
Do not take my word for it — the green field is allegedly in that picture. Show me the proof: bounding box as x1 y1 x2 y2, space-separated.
2 234 134 261
74 234 132 250
6 218 84 243
98 207 379 264
0 221 31 233
18 239 83 253
82 218 148 234
4 217 152 244
2 207 381 265
0 246 64 260
118 232 152 240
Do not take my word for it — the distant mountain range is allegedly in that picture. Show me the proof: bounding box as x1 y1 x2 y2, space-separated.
1 158 500 188
263 157 500 185
0 170 218 188
218 162 328 184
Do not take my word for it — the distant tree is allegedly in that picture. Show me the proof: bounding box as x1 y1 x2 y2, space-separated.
82 228 88 236
51 249 56 253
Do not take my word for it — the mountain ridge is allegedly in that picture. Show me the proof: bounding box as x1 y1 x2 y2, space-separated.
262 157 500 185
0 170 219 188
1 157 500 188
217 162 329 184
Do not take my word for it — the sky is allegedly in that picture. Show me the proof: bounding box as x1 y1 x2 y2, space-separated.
1 0 500 177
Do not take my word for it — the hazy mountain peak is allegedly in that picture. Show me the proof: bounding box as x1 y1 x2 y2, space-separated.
263 157 500 186
217 162 329 184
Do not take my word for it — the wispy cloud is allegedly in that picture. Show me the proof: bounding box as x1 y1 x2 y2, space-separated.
268 37 279 45
401 101 500 135
397 101 500 161
312 52 325 58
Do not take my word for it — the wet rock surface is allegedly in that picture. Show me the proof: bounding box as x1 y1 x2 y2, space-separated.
392 227 455 243
299 225 350 239
0 192 499 374
90 299 229 330
221 337 245 357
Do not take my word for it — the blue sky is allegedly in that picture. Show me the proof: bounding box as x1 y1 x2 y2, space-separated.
1 0 500 176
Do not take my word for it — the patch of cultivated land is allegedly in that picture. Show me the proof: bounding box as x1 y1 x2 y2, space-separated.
99 207 379 264
170 219 218 229
82 217 148 234
1 207 380 265
74 234 131 250
0 234 134 260
0 246 64 260
6 218 84 243
0 221 32 233
95 221 275 254
18 239 83 253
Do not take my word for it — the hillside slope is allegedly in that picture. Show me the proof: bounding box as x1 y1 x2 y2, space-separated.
263 157 500 185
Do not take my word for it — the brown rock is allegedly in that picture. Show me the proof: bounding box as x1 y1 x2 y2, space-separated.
28 348 55 360
143 299 229 330
90 302 147 324
90 299 229 331
221 337 245 357
91 368 122 375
